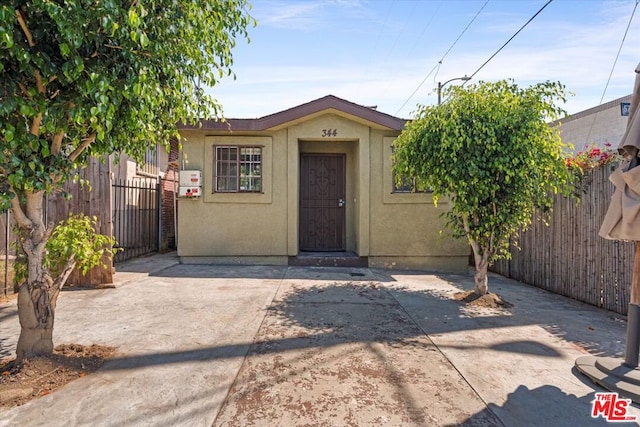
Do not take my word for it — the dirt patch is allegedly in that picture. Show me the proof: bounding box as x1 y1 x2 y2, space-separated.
0 343 116 408
453 290 513 308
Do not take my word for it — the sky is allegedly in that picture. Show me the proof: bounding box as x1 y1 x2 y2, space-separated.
208 0 640 120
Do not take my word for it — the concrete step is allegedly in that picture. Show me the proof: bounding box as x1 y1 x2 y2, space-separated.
288 252 368 268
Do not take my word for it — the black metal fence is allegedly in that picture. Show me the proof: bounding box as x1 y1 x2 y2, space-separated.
112 179 160 263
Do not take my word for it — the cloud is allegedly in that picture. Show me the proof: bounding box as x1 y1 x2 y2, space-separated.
254 0 369 31
208 0 640 119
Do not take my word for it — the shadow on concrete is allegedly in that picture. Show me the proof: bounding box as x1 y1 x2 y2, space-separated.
0 305 16 323
418 272 628 359
439 340 562 358
0 305 17 359
0 335 13 359
100 280 560 373
2 273 616 426
457 385 631 427
151 263 397 282
152 264 288 280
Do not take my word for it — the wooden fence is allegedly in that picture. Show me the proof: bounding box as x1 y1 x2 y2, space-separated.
1 157 114 294
1 211 17 297
491 165 635 315
46 157 114 285
0 155 180 294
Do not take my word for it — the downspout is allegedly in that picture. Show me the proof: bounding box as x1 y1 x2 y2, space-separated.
173 172 178 250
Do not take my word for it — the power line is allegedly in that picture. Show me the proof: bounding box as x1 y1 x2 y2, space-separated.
583 0 639 146
599 0 639 105
468 0 553 79
437 0 490 75
394 0 489 116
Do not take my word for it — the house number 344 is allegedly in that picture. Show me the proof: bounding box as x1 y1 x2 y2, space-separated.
322 129 338 137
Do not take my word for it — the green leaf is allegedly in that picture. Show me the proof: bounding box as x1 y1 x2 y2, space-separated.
60 43 71 57
1 30 12 48
128 9 139 27
140 31 149 47
4 126 14 142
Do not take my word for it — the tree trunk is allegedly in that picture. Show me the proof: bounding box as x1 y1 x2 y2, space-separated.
470 244 490 295
463 217 491 296
474 260 489 295
16 245 58 363
12 191 58 363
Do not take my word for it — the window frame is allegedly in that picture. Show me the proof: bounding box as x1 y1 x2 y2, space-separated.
214 145 263 193
390 145 430 194
392 173 430 193
136 145 159 177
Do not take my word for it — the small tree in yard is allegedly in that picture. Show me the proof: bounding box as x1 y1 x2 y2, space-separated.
0 1 253 362
393 80 572 296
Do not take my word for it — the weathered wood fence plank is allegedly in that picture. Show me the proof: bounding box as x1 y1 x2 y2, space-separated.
491 166 635 315
45 157 114 285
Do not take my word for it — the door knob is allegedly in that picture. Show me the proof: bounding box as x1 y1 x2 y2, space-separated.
338 198 346 207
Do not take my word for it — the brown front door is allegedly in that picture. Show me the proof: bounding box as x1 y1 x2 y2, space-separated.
299 154 346 251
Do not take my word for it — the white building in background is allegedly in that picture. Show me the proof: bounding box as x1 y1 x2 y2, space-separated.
552 94 632 153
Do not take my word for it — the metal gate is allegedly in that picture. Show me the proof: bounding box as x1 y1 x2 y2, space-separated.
112 179 160 263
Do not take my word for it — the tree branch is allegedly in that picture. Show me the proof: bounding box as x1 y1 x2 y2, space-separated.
9 192 33 231
24 191 46 242
104 44 151 57
51 131 64 155
30 113 42 136
34 70 45 94
16 9 46 97
68 133 96 162
52 255 76 296
15 9 34 47
462 214 482 268
35 224 54 255
17 82 30 98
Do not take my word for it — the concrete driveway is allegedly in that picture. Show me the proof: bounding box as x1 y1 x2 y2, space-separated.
0 255 638 426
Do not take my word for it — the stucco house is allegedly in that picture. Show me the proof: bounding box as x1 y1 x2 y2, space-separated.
175 95 468 271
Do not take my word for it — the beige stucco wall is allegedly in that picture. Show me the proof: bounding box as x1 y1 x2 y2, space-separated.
368 136 469 271
176 112 468 271
177 129 289 259
555 95 631 153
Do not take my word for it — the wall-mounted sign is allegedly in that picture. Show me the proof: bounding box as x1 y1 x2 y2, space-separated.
621 102 631 116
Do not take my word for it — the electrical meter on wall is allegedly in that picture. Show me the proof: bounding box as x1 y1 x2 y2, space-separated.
178 170 202 198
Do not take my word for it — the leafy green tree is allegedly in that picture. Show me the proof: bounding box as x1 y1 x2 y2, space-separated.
393 80 571 295
0 0 253 362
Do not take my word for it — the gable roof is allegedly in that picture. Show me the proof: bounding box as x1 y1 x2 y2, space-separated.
179 95 407 132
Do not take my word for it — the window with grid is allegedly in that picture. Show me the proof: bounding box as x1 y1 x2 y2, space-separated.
393 174 425 193
214 146 262 193
391 146 430 193
136 146 159 177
